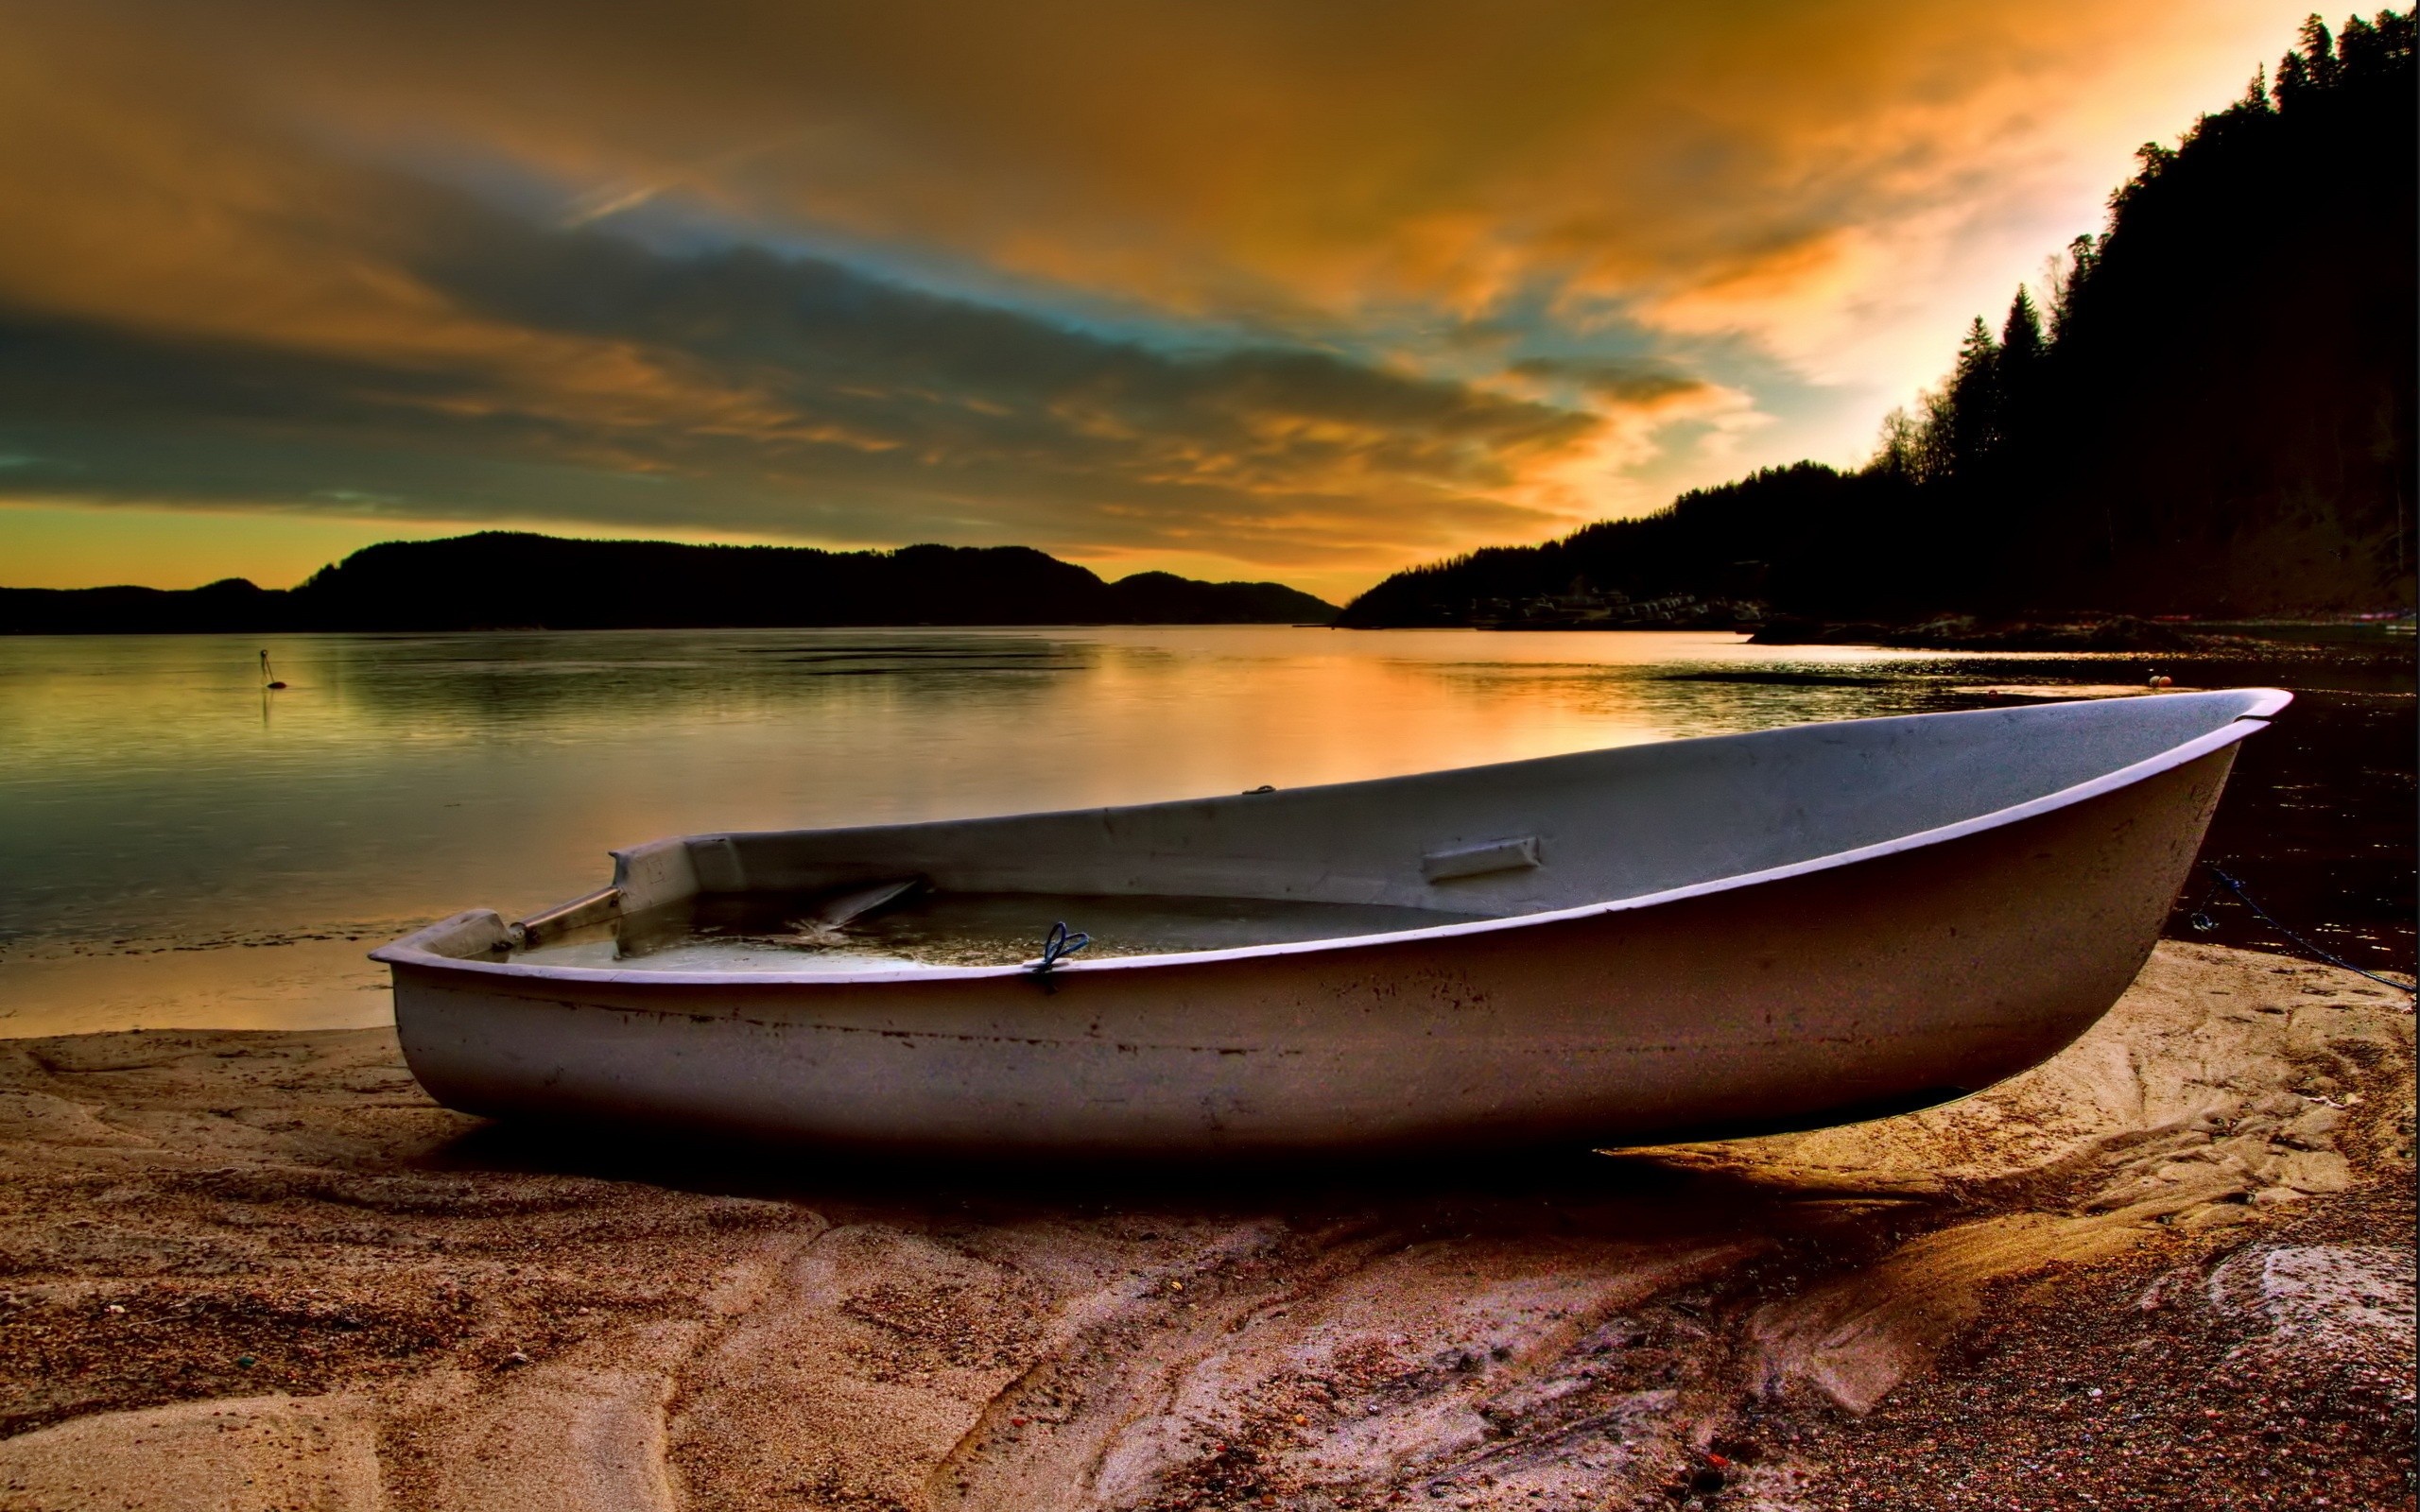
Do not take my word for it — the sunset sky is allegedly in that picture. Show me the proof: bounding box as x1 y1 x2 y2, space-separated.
0 0 2323 600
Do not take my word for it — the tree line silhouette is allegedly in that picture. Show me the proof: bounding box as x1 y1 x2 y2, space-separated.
1342 12 2415 628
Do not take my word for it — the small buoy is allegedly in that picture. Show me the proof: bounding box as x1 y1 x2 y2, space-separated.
260 649 287 690
2147 674 2172 688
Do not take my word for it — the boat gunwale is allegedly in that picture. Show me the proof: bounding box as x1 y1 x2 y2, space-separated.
371 689 2291 988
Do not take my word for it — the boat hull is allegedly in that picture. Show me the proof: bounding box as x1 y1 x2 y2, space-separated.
387 744 2239 1154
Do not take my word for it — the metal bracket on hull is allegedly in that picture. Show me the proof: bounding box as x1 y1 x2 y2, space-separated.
1422 835 1541 882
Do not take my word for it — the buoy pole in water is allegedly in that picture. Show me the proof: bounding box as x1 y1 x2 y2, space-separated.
260 650 286 690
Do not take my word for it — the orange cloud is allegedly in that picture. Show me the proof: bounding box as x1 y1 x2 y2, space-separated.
0 0 2322 593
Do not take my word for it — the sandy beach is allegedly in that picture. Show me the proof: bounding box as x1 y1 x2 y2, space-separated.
0 941 2410 1511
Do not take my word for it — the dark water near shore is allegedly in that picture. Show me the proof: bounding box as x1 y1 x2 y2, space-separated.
0 627 2407 1034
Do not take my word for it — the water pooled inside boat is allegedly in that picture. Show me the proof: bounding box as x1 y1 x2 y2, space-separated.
501 875 1485 974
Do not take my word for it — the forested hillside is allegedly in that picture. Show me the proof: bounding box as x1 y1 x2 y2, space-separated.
1343 12 2415 628
0 533 1337 632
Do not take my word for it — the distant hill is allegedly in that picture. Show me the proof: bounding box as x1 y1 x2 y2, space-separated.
0 532 1338 633
1343 13 2416 628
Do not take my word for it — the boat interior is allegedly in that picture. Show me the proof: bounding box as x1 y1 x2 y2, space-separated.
478 690 2276 972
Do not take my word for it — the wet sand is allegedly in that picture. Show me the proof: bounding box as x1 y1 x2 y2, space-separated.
0 942 2410 1511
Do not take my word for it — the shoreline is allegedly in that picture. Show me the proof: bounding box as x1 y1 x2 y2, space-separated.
1 941 2410 1510
1322 612 2418 655
1748 613 2419 655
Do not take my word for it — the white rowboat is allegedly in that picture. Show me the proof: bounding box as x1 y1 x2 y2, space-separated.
373 688 2289 1153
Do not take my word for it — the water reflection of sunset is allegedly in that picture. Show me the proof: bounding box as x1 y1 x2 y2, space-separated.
0 627 1979 1028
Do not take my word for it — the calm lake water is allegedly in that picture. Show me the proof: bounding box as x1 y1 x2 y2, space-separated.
1 627 2408 1035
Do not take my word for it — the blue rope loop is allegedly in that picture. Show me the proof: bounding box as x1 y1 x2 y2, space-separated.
2202 862 2414 998
1028 920 1091 976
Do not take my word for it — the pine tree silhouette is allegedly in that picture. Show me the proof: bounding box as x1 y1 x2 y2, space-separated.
1338 9 2414 628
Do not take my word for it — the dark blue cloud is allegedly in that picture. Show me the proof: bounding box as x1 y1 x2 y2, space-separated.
0 172 1601 566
